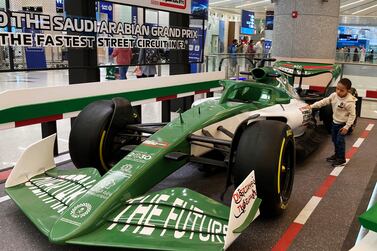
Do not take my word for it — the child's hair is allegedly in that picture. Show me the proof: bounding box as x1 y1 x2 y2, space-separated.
338 78 352 90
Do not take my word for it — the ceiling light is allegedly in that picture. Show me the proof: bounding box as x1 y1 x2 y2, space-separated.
352 3 377 14
236 0 270 8
340 0 365 9
209 0 231 5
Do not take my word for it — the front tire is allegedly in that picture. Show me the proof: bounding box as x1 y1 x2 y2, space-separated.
69 98 135 174
233 120 295 216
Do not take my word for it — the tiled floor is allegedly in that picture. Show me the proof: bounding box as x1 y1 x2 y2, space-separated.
1 65 377 170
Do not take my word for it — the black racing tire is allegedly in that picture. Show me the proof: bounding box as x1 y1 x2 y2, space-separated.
233 120 295 217
69 100 114 174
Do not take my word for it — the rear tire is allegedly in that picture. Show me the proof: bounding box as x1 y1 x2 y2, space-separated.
233 120 295 216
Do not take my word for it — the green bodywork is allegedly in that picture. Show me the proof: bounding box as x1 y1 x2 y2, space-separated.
6 78 296 250
359 203 377 233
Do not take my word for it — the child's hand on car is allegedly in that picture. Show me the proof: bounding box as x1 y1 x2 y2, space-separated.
300 105 311 111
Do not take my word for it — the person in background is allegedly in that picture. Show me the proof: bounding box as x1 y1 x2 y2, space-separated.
338 47 345 61
353 47 359 62
254 37 265 58
345 47 351 62
246 39 255 62
360 46 366 63
229 39 238 73
370 49 374 63
302 78 356 167
112 48 132 80
137 47 158 78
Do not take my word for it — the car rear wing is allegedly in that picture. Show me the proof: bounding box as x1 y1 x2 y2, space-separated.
274 61 341 77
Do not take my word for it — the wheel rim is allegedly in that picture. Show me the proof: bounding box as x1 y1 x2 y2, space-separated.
280 143 294 203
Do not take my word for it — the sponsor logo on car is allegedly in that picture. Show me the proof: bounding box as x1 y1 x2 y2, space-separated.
25 174 97 213
299 107 312 125
107 193 227 243
232 179 257 218
125 151 153 163
142 139 170 149
70 203 92 219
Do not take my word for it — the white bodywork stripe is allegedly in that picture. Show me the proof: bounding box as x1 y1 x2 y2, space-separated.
350 231 377 251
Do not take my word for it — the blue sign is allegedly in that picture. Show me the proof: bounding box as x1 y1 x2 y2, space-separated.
56 0 64 13
191 0 208 20
241 10 255 35
189 27 205 63
132 6 138 24
266 11 274 30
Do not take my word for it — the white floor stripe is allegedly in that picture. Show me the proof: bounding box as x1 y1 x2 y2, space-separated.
0 195 10 203
330 165 345 177
294 196 322 225
353 138 365 148
366 124 374 131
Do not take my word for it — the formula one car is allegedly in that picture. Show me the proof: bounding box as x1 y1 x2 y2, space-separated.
6 61 335 250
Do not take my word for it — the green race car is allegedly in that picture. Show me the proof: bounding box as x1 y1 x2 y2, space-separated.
5 61 340 250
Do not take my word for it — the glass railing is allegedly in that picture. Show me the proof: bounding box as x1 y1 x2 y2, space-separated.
204 53 272 78
335 51 376 64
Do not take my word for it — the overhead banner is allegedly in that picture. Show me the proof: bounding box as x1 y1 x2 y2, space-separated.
110 0 192 15
0 11 198 50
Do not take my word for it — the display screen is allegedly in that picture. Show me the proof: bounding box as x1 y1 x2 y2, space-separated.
266 11 274 30
191 0 208 20
241 10 255 35
56 0 63 13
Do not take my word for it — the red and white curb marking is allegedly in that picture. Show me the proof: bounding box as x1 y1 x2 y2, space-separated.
272 123 375 251
0 88 222 131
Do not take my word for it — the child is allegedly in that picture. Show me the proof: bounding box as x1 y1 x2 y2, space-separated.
305 78 357 166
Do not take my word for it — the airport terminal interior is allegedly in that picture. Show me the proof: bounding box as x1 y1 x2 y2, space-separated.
1 0 377 250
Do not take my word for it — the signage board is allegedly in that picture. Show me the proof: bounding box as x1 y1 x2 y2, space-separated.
241 10 254 35
56 0 64 13
110 0 192 15
266 10 274 30
191 0 208 19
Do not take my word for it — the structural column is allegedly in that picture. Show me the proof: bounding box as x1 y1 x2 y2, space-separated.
272 0 340 63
